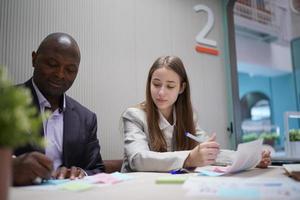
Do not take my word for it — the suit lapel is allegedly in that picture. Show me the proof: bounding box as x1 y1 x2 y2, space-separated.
24 79 45 137
20 79 45 153
62 96 80 166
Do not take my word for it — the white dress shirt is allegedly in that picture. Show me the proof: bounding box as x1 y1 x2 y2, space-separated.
158 109 176 151
32 80 65 170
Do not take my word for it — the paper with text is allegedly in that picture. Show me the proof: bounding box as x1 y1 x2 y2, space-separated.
196 139 263 175
183 176 300 199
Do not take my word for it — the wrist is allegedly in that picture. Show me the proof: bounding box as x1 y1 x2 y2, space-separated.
183 154 192 168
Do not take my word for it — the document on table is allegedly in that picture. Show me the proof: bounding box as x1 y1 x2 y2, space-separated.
196 139 263 176
183 176 300 199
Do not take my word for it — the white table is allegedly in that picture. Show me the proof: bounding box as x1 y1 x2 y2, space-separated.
9 166 299 200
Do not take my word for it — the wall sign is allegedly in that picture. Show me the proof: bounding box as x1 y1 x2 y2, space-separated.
194 4 219 56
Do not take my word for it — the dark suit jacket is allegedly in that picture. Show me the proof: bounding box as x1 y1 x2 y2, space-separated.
14 79 105 175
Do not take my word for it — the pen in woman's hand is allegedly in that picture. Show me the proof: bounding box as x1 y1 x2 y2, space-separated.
185 132 216 143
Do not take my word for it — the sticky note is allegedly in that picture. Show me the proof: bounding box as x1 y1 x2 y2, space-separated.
156 176 187 184
59 181 93 191
111 172 133 181
218 188 259 199
198 170 224 177
42 179 70 185
86 173 121 184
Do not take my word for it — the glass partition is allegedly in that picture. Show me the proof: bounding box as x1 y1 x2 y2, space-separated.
232 0 300 158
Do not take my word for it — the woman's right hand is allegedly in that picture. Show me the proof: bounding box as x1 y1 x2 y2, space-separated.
184 134 220 168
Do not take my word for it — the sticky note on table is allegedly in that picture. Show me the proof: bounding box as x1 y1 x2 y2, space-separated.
59 181 93 191
156 176 187 184
42 179 70 185
111 172 133 181
86 173 121 184
198 169 224 177
218 188 259 199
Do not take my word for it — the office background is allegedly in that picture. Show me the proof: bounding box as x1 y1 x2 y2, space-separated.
0 0 232 159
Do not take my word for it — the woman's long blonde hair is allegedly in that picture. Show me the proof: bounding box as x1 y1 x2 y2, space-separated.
141 56 197 152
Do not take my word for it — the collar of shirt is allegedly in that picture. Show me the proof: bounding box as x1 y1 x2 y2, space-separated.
32 79 66 113
158 108 176 130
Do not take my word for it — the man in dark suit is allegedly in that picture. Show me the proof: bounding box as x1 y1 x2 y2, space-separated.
12 32 105 186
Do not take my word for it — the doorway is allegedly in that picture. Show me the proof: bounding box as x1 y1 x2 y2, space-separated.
229 0 300 158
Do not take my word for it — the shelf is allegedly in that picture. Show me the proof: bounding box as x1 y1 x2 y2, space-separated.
284 112 300 158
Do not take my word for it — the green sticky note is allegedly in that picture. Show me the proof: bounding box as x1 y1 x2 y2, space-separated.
60 181 93 191
155 176 187 184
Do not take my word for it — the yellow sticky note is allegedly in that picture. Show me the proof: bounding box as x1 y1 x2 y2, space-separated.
155 176 187 184
60 181 93 191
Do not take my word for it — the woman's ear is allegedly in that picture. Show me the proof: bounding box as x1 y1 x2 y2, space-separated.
179 82 186 94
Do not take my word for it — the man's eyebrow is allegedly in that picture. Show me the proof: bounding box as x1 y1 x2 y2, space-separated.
67 64 79 69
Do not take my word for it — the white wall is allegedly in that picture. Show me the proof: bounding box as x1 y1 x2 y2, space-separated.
0 0 230 159
291 12 300 39
235 35 292 76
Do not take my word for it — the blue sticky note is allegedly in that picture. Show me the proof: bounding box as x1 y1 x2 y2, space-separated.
218 188 260 199
111 172 133 181
41 179 70 185
198 170 224 177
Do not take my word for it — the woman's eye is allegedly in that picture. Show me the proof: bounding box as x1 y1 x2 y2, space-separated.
153 83 161 87
167 85 175 89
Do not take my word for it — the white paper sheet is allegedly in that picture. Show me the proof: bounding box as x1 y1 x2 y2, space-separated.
183 176 300 199
196 139 263 175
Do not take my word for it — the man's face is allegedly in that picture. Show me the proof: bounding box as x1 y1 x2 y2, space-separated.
32 45 80 98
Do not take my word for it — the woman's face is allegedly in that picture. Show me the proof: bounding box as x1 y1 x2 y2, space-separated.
150 67 182 118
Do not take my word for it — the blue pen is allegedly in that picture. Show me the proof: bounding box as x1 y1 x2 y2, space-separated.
169 168 189 174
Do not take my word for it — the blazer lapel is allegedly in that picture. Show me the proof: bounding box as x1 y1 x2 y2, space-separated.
62 96 80 166
17 79 45 153
24 79 45 137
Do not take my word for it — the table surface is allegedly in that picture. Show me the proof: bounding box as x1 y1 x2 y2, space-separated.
9 166 299 200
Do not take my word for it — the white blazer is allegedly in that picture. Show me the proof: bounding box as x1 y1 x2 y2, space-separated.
121 107 235 172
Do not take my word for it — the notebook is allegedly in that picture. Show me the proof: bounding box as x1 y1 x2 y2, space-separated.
283 164 300 181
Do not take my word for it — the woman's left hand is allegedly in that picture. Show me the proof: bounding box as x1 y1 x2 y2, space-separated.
256 149 271 168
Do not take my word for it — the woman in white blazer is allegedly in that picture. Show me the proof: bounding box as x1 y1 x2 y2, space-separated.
121 56 271 172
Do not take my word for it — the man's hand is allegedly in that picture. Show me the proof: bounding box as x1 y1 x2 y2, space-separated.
12 152 53 186
256 149 271 168
52 166 86 180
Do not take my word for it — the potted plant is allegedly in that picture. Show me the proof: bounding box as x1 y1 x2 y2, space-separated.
259 132 279 146
0 66 43 200
289 129 300 157
242 132 258 143
242 132 279 148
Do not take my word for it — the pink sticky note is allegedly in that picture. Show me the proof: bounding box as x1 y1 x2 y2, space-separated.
213 166 231 173
89 173 121 184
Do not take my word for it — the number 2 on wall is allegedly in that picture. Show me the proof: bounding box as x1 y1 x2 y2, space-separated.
194 4 219 56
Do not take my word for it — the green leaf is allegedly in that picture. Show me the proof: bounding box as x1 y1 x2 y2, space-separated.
0 66 43 148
